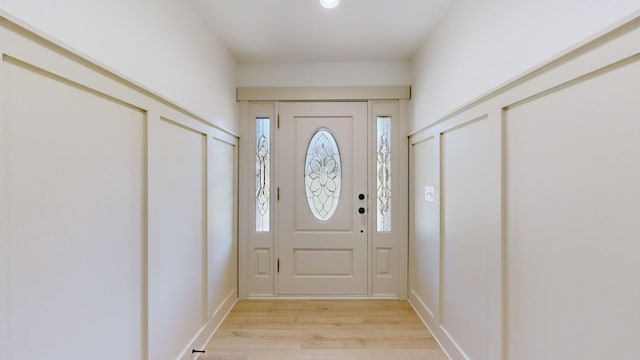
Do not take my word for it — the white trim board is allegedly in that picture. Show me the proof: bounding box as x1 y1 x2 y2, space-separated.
409 10 640 136
0 11 238 138
237 86 411 101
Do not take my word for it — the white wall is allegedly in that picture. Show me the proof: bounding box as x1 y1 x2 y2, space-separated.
411 0 640 132
237 61 410 87
0 0 238 134
0 9 238 360
409 2 640 360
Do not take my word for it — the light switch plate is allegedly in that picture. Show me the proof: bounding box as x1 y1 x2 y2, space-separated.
424 186 435 202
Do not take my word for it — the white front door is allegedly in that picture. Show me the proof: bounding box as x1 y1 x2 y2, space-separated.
277 102 368 295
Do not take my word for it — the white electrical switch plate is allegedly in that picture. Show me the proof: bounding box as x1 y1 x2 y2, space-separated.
424 186 435 202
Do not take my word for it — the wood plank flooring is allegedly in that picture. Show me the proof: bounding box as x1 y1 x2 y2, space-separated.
199 300 447 360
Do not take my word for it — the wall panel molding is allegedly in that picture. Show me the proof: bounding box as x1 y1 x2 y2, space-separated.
409 11 640 360
410 13 640 137
0 12 238 137
504 56 640 360
2 52 147 359
0 15 239 360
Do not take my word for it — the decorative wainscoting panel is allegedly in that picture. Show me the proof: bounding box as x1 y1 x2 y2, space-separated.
0 15 238 360
148 117 207 360
505 56 640 360
207 137 238 318
2 54 146 360
409 13 640 360
409 136 439 318
440 115 500 360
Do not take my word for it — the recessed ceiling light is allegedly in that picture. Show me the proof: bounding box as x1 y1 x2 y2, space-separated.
320 0 340 9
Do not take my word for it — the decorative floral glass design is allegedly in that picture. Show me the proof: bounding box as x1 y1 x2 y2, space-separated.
255 117 270 232
304 129 342 220
377 116 391 232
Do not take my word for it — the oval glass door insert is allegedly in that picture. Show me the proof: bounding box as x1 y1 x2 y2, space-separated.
304 129 342 220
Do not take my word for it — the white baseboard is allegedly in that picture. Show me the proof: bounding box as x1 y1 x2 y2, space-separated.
177 289 238 360
409 289 468 360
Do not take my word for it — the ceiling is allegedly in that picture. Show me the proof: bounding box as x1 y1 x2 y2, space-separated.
190 0 455 63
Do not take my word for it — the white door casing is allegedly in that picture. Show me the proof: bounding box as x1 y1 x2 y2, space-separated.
240 95 409 299
277 102 368 295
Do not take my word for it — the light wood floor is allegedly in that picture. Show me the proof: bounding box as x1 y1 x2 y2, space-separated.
200 300 447 360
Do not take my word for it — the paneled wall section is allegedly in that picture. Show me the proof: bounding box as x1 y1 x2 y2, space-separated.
409 15 640 360
0 17 238 360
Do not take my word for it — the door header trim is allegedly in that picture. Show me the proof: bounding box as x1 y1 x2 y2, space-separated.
236 86 411 101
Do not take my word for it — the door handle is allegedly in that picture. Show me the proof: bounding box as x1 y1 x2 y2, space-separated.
358 193 366 200
358 207 366 214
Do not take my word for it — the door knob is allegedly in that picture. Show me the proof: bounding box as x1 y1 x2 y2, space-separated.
358 193 365 200
358 207 366 214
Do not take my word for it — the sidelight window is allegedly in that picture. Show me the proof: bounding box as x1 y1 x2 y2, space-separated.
256 117 270 232
376 116 391 232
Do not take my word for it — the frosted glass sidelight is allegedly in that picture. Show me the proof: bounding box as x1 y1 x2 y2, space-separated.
377 116 391 232
256 117 270 232
304 129 342 220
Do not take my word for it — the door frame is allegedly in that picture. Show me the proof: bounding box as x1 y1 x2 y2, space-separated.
238 86 410 299
276 101 369 296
